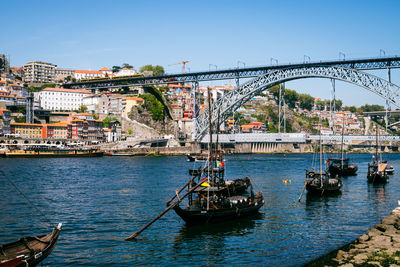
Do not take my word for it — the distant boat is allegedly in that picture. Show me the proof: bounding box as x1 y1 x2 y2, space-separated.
1 147 103 158
385 165 395 175
367 128 389 184
186 151 224 162
327 119 358 177
299 120 342 201
0 223 62 267
328 158 358 177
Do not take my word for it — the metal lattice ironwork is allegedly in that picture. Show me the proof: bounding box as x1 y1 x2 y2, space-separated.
64 56 400 90
195 66 400 139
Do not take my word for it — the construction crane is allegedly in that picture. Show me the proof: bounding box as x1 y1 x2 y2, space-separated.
169 60 190 73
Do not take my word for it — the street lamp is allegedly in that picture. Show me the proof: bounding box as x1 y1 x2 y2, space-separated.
237 61 245 69
209 64 217 71
339 52 346 61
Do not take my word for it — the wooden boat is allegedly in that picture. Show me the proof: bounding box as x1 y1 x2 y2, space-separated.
328 158 358 177
327 119 357 177
299 119 342 200
367 162 389 184
385 164 394 175
367 128 390 184
305 171 342 195
186 152 224 162
0 223 62 267
1 148 103 158
125 88 263 240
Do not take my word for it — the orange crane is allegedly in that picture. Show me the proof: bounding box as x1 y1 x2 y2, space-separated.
169 60 190 73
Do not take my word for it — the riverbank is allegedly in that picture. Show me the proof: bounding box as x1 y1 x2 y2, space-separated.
307 203 400 266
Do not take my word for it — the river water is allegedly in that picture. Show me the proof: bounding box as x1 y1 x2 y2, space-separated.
0 153 399 266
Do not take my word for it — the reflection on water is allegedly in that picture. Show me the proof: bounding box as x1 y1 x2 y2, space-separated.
0 154 399 266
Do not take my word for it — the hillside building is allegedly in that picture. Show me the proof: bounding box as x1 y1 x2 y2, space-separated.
23 61 56 84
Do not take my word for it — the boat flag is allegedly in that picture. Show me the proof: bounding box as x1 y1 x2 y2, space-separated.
201 177 210 187
201 182 211 187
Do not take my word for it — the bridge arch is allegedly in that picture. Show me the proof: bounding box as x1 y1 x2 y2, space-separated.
195 66 400 139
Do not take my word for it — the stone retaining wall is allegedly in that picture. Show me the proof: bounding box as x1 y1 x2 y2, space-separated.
307 204 400 266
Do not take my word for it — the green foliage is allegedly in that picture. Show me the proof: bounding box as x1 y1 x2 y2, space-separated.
139 65 165 76
28 83 57 92
77 105 88 113
112 66 121 73
127 129 133 135
343 105 357 113
358 104 385 112
141 93 165 120
122 63 133 69
284 89 299 108
267 84 281 100
103 116 118 128
14 117 25 123
298 93 314 110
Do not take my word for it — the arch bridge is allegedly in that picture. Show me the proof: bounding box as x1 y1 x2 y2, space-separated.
194 66 400 140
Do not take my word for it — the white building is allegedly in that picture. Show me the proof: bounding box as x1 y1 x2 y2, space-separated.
38 88 92 111
114 68 137 77
74 70 105 80
100 67 113 75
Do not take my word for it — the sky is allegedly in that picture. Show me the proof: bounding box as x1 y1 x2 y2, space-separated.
2 0 400 107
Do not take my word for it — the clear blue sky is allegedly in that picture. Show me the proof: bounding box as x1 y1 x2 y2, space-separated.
2 0 400 107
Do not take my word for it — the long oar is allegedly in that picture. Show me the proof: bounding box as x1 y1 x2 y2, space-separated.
298 172 310 202
125 181 205 241
166 171 200 206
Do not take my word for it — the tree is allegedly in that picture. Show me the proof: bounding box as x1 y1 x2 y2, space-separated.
127 129 133 135
141 93 164 120
267 84 282 101
343 106 357 113
284 89 299 109
122 63 133 69
139 65 165 76
112 66 121 73
103 116 118 128
334 99 343 111
77 105 88 113
298 93 314 110
358 104 385 113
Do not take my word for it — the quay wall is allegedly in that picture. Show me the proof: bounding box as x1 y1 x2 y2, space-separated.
307 204 400 266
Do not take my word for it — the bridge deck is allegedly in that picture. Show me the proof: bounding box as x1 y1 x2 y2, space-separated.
63 56 400 89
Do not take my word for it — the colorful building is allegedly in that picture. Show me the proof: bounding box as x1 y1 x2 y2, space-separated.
10 123 43 139
122 96 144 117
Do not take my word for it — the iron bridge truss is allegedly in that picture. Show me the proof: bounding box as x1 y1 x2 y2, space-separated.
195 66 400 139
63 56 400 90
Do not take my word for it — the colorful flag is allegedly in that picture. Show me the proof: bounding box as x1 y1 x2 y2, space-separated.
201 182 211 187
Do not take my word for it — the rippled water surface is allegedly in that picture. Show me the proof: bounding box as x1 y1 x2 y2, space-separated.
0 154 399 266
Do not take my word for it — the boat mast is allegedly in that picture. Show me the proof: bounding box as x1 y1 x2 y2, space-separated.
341 117 345 168
207 87 214 185
376 125 379 164
319 116 323 184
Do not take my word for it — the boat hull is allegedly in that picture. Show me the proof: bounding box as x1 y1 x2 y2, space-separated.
173 199 264 225
0 224 61 267
367 173 389 184
2 150 104 158
328 164 358 177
